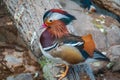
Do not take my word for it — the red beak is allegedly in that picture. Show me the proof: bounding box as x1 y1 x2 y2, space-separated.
39 24 47 30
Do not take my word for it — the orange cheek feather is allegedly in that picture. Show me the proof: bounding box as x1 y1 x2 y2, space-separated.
46 20 69 38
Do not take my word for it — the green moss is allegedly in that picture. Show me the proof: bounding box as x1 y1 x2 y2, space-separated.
38 56 47 67
38 56 55 80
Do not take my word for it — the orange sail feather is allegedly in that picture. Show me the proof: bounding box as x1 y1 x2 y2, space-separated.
82 34 95 57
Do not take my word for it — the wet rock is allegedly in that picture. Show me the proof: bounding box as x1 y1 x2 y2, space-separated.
7 73 33 80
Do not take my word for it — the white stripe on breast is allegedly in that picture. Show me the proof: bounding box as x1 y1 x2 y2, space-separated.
43 42 58 51
65 42 84 46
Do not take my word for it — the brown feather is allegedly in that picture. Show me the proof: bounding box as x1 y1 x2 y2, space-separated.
46 20 69 38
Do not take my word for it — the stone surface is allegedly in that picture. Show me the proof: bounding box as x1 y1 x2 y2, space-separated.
0 49 43 80
89 61 108 73
93 0 120 17
0 23 26 50
0 4 43 80
107 45 120 71
4 53 23 69
108 45 120 62
112 58 120 71
106 25 120 46
109 45 120 56
7 73 33 80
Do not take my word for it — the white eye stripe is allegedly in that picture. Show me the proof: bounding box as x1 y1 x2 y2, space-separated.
49 13 68 21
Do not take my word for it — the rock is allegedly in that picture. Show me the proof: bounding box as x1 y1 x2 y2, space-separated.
0 28 7 42
14 73 33 80
93 0 120 17
92 61 109 72
0 48 4 52
1 49 43 79
107 45 120 71
0 42 15 49
16 35 27 48
57 0 83 11
112 58 120 71
5 30 17 44
4 55 23 64
109 45 120 56
0 27 27 51
106 25 120 46
85 58 109 73
7 73 33 80
0 12 27 49
4 55 23 70
108 45 120 62
91 30 107 49
15 45 25 52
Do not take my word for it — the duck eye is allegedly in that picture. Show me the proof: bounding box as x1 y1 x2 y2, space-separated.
49 20 52 22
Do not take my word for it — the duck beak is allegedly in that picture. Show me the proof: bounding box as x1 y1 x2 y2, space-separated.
39 23 47 30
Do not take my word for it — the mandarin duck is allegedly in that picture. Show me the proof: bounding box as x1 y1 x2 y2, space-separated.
39 9 109 80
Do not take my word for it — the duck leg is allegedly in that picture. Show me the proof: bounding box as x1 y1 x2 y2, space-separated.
55 64 69 80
